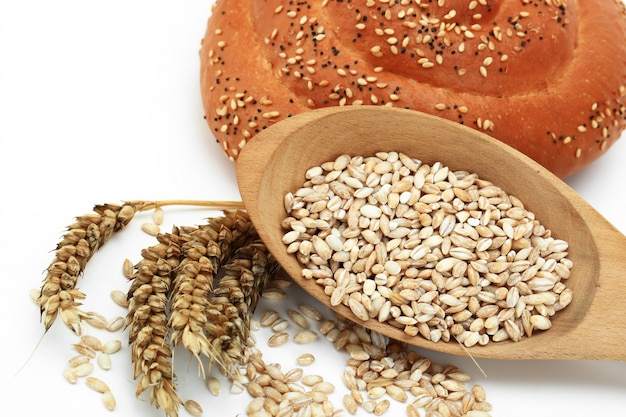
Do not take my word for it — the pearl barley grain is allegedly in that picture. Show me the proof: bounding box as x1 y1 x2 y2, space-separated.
282 152 573 345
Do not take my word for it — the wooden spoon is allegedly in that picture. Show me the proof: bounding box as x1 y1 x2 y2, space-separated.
236 106 626 361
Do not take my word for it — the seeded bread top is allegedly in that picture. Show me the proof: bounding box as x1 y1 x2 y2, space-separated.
200 0 626 178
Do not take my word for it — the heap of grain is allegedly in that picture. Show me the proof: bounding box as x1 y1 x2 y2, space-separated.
281 151 573 347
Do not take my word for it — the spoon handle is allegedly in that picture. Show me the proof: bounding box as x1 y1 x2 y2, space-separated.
557 197 626 361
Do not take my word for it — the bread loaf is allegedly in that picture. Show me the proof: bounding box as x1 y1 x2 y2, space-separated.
199 0 626 178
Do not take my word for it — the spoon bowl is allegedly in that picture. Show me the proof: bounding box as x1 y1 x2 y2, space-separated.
237 106 626 361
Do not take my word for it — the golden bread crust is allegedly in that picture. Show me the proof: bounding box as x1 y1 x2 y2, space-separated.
200 0 626 178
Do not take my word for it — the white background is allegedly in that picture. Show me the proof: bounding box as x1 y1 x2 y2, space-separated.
1 1 625 416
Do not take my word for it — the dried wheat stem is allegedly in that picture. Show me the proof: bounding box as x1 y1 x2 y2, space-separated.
38 202 139 333
168 231 217 376
217 237 277 337
37 200 245 334
127 229 183 417
207 232 278 376
128 199 244 212
169 210 255 374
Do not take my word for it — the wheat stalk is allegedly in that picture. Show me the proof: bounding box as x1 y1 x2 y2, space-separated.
37 200 244 334
126 229 183 417
38 201 284 417
37 202 138 333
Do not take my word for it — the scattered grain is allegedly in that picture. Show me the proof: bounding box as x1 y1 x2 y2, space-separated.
152 206 164 225
105 316 125 332
184 399 203 416
110 290 129 308
288 309 310 328
269 331 290 347
80 335 103 351
102 390 116 410
86 376 110 393
141 222 160 236
73 362 94 377
63 368 78 384
297 353 316 366
101 339 122 354
207 376 221 396
97 353 112 370
294 330 318 344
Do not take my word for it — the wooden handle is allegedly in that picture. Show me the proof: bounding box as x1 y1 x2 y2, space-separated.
551 196 626 360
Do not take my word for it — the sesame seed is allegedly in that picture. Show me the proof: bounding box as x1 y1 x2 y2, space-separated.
601 140 608 150
370 46 383 57
262 111 281 119
435 103 446 110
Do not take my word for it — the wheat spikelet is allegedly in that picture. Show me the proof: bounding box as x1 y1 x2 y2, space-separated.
168 228 217 375
38 202 139 333
214 235 278 368
127 228 183 417
169 210 255 374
